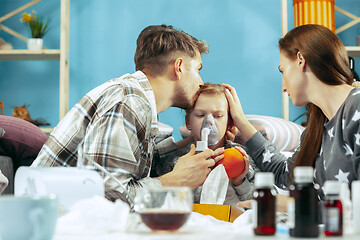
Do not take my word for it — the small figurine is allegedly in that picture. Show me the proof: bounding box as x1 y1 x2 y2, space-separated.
12 104 50 126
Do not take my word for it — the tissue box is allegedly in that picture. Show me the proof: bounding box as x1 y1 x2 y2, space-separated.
192 204 243 222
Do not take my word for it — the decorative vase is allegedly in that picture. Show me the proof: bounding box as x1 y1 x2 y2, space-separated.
27 38 43 50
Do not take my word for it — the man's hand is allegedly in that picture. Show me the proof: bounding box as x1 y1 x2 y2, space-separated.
159 144 224 189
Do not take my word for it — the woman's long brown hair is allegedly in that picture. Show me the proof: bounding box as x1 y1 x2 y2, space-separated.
279 24 353 176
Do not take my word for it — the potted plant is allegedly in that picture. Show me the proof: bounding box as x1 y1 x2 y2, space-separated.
20 11 49 50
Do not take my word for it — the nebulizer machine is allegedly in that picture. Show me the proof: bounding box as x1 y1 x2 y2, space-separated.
14 134 135 212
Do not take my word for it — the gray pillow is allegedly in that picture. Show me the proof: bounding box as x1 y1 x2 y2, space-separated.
0 127 4 139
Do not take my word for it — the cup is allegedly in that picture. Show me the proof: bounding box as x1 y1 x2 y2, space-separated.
134 187 193 232
0 195 59 240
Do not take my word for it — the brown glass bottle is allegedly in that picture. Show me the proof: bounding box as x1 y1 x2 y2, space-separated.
253 172 276 235
289 166 319 238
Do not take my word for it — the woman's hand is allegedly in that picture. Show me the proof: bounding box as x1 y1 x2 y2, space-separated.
222 83 246 123
231 146 250 186
237 200 252 209
223 83 257 144
226 125 239 142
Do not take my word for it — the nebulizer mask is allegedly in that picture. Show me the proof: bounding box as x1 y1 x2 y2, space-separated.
195 114 229 205
195 114 219 152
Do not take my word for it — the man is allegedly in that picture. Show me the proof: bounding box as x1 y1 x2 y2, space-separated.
32 25 223 203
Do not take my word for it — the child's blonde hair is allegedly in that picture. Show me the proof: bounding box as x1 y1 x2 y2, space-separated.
185 83 232 127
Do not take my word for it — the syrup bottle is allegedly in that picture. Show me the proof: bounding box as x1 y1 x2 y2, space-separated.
324 180 343 236
288 166 319 238
252 172 276 235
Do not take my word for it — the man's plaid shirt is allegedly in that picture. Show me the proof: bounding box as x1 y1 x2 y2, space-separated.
32 71 163 202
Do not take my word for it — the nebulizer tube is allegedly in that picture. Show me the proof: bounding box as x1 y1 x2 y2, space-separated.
195 114 219 153
76 132 135 210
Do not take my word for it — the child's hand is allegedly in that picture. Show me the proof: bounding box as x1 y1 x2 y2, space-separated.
230 146 249 186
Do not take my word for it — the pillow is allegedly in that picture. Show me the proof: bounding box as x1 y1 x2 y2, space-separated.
246 115 304 152
0 115 48 168
179 114 305 152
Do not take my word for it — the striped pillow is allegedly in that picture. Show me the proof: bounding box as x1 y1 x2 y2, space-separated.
246 115 304 152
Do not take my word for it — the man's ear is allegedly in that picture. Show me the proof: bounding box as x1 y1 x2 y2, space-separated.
174 58 183 81
296 51 307 72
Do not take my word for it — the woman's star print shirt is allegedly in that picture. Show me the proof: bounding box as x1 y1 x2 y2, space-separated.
245 87 360 200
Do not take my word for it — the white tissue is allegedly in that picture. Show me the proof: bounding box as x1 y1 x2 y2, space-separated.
185 212 233 232
231 209 254 235
55 196 137 235
200 165 229 204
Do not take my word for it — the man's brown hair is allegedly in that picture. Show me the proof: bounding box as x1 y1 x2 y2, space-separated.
134 25 208 76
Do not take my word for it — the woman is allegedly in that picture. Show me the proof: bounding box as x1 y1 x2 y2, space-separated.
224 24 360 200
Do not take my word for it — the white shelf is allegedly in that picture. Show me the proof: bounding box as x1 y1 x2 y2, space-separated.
40 127 53 134
0 0 69 121
345 46 360 58
0 49 61 61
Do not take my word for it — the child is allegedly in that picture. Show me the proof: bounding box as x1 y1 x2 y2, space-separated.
153 83 259 207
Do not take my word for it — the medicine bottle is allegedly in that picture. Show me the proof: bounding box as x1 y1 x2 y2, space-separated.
340 182 352 234
252 172 276 235
288 166 319 238
324 180 343 236
352 181 360 234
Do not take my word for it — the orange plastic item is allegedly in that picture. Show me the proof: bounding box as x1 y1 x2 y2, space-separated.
293 0 335 32
0 102 3 115
216 148 245 178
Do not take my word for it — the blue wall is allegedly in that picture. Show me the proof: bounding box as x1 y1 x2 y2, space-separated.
1 0 359 141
